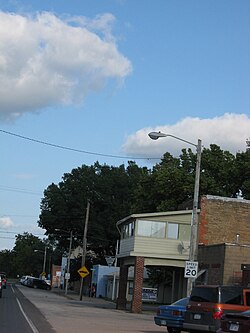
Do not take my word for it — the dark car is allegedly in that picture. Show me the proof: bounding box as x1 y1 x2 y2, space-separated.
26 277 51 290
183 285 250 332
154 297 189 333
217 310 250 333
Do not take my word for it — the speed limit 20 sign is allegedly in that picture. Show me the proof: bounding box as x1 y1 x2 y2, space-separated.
184 261 198 278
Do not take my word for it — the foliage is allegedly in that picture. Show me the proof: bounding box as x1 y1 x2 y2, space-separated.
0 250 15 277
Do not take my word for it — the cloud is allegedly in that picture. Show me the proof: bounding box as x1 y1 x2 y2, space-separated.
13 173 37 180
0 217 14 229
0 11 132 121
122 113 250 158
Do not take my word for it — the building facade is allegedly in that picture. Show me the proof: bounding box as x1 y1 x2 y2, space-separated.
116 210 194 313
116 195 250 313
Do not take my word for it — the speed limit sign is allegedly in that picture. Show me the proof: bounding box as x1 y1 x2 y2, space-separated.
184 261 198 278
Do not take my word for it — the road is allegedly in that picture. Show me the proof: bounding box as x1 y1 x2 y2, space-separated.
0 284 55 333
4 282 165 333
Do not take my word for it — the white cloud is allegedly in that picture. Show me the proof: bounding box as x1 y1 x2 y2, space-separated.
0 217 14 229
13 173 37 180
122 113 250 158
0 11 132 121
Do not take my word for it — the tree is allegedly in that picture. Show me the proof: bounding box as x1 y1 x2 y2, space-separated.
38 162 147 263
12 233 49 277
0 250 15 277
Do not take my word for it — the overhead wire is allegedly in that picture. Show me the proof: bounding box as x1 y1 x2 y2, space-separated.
0 129 160 160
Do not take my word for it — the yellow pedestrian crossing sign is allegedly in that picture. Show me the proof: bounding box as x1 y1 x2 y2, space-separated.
78 266 89 278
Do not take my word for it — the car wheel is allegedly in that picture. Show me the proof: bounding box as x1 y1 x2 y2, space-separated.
34 285 38 289
167 327 181 333
0 291 2 298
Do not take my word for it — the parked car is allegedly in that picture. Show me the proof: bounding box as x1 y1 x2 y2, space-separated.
20 275 33 285
183 285 250 332
217 310 250 333
0 272 7 289
154 297 189 333
0 275 2 298
26 277 51 290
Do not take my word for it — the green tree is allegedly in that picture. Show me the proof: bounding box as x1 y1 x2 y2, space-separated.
0 250 15 277
13 233 48 277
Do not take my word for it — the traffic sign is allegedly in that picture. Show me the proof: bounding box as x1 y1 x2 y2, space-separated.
78 266 90 278
105 256 115 267
184 261 198 278
41 271 46 276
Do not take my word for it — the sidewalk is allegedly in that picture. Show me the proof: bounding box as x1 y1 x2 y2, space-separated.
16 284 163 333
52 287 159 314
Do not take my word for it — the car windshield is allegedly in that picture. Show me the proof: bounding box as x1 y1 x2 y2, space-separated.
220 287 243 305
173 297 189 306
190 287 218 302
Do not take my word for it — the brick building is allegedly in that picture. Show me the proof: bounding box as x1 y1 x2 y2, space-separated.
197 195 250 286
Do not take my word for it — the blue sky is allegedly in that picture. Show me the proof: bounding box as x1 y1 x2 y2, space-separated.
0 0 249 250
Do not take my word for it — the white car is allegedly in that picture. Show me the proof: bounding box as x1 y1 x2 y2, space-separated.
20 275 33 285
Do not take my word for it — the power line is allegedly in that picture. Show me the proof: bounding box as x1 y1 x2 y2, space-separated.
0 129 160 160
0 185 41 196
0 236 15 240
0 230 45 236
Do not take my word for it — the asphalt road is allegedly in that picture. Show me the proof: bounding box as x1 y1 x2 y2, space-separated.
14 283 165 333
0 284 55 333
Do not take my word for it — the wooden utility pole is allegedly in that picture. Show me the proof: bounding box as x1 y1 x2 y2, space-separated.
79 200 90 300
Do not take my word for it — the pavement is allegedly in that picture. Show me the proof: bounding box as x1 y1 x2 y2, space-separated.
16 284 164 333
52 287 159 314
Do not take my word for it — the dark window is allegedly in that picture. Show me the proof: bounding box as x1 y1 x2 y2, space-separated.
221 287 243 305
190 287 218 302
245 292 250 306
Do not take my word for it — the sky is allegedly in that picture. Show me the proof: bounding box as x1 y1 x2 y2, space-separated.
0 0 249 250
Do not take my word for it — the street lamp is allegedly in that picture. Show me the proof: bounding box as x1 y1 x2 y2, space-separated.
34 246 47 277
148 131 202 296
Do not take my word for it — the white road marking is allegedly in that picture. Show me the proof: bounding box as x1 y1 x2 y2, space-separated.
12 285 39 333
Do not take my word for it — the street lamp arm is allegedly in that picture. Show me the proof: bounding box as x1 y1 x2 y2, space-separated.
148 131 198 148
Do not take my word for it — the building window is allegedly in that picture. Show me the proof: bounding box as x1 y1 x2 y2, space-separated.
179 224 191 241
121 221 135 239
128 281 133 294
167 223 179 239
137 220 166 238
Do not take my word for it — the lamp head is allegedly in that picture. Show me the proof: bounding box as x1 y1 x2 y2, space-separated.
148 131 167 140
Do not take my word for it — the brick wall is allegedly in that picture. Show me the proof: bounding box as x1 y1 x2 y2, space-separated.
224 245 250 285
131 256 144 313
198 244 225 284
198 243 250 285
199 196 250 245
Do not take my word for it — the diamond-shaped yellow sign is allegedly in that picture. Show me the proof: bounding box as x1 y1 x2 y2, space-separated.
78 266 89 278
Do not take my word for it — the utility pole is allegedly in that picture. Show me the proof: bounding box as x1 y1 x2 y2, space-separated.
111 240 119 301
65 230 73 295
79 200 90 301
42 246 47 275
